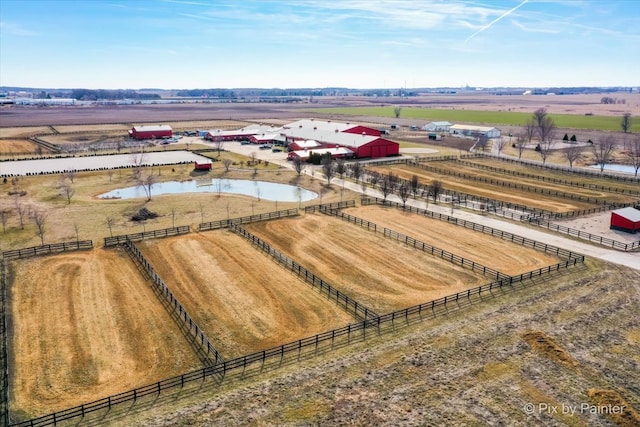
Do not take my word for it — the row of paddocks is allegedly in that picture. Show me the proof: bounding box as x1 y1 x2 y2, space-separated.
2 240 93 260
473 152 640 183
407 160 611 205
360 198 583 260
9 251 585 427
198 209 299 231
455 159 640 196
104 226 190 247
121 239 223 367
229 222 378 320
319 207 510 280
534 219 640 252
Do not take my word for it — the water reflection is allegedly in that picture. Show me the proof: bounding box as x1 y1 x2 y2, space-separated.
98 179 317 202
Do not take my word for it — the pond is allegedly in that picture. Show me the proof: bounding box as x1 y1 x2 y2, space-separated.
588 164 639 175
97 179 318 202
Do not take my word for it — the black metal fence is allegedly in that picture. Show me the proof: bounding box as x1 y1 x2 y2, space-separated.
319 207 510 280
2 240 93 260
122 240 223 367
533 219 640 251
104 226 190 247
1 259 9 427
455 159 640 197
361 198 583 260
198 209 299 231
229 223 378 320
304 200 356 213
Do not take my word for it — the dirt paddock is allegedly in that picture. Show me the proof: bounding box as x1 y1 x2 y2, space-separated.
137 231 357 359
8 248 203 419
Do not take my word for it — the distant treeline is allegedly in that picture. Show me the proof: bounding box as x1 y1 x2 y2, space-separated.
70 89 161 101
175 88 419 98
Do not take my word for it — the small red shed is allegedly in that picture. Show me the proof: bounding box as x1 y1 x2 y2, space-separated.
194 160 212 171
129 125 172 140
610 207 640 233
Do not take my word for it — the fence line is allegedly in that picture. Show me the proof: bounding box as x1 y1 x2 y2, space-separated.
360 197 583 260
104 226 190 247
319 207 510 280
1 259 9 427
229 223 377 320
304 200 356 213
473 152 640 183
1 240 93 260
122 240 223 367
199 209 299 231
533 219 640 251
9 254 584 427
455 159 640 197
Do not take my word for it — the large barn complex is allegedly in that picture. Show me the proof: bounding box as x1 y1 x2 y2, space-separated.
129 125 172 140
610 207 640 233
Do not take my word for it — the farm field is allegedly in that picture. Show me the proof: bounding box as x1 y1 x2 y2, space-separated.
0 126 52 138
0 139 39 154
137 231 356 359
368 164 597 213
307 106 640 132
244 213 490 314
8 248 203 419
342 205 562 276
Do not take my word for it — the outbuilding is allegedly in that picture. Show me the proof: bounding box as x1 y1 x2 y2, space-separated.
129 125 172 140
194 160 212 171
422 121 452 132
449 124 500 139
610 207 640 233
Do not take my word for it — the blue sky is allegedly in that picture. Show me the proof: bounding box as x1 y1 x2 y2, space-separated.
1 0 639 89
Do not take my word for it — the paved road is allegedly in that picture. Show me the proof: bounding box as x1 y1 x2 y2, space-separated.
218 140 639 272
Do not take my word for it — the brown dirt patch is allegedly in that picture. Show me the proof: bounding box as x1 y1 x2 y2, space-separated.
137 231 356 359
343 205 562 275
8 249 203 418
587 389 640 427
522 331 579 369
245 213 489 314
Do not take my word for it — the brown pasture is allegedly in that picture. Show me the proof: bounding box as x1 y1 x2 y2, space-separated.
8 249 203 419
0 139 40 154
342 205 562 276
369 164 596 212
137 231 356 359
244 213 490 314
0 127 52 138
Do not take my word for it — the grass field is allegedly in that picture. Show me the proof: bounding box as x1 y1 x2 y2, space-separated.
137 231 356 359
8 249 203 420
307 107 640 132
246 214 496 314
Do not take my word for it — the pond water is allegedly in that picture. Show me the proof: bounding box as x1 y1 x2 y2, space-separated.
98 179 318 202
588 164 639 174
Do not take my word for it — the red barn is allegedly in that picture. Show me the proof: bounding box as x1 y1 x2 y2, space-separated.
610 207 640 233
194 160 212 171
129 125 172 140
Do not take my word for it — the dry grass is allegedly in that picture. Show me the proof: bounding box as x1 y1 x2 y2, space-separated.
138 231 356 358
245 213 489 314
52 124 131 133
0 139 40 154
587 389 640 427
0 127 52 138
7 249 203 420
342 205 562 275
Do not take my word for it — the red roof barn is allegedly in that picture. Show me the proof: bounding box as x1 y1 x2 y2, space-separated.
129 125 172 140
610 207 640 234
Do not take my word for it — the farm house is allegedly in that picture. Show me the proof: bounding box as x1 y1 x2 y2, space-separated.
449 124 501 138
610 207 640 233
129 125 172 140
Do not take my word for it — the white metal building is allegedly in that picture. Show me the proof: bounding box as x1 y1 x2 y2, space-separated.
449 124 501 138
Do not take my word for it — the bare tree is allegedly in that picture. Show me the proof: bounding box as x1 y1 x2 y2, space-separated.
624 136 640 177
214 137 224 156
32 209 48 245
562 144 585 169
514 132 527 159
410 174 420 199
592 136 617 172
380 174 392 201
171 208 177 228
105 216 115 237
494 137 508 155
249 151 257 166
139 173 156 201
533 108 557 164
350 162 362 182
222 158 233 172
335 158 346 180
13 196 27 229
394 107 402 119
107 169 114 182
621 113 632 133
63 169 77 183
476 134 489 151
387 172 399 194
73 223 80 242
61 181 74 204
292 156 306 176
0 208 10 233
321 154 335 185
429 180 443 203
369 171 381 187
130 146 146 180
524 119 537 145
398 181 410 207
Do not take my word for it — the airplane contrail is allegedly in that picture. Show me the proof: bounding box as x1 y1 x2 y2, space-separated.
465 0 529 43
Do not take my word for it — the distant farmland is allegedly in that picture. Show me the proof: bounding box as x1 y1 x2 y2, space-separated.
306 107 638 132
